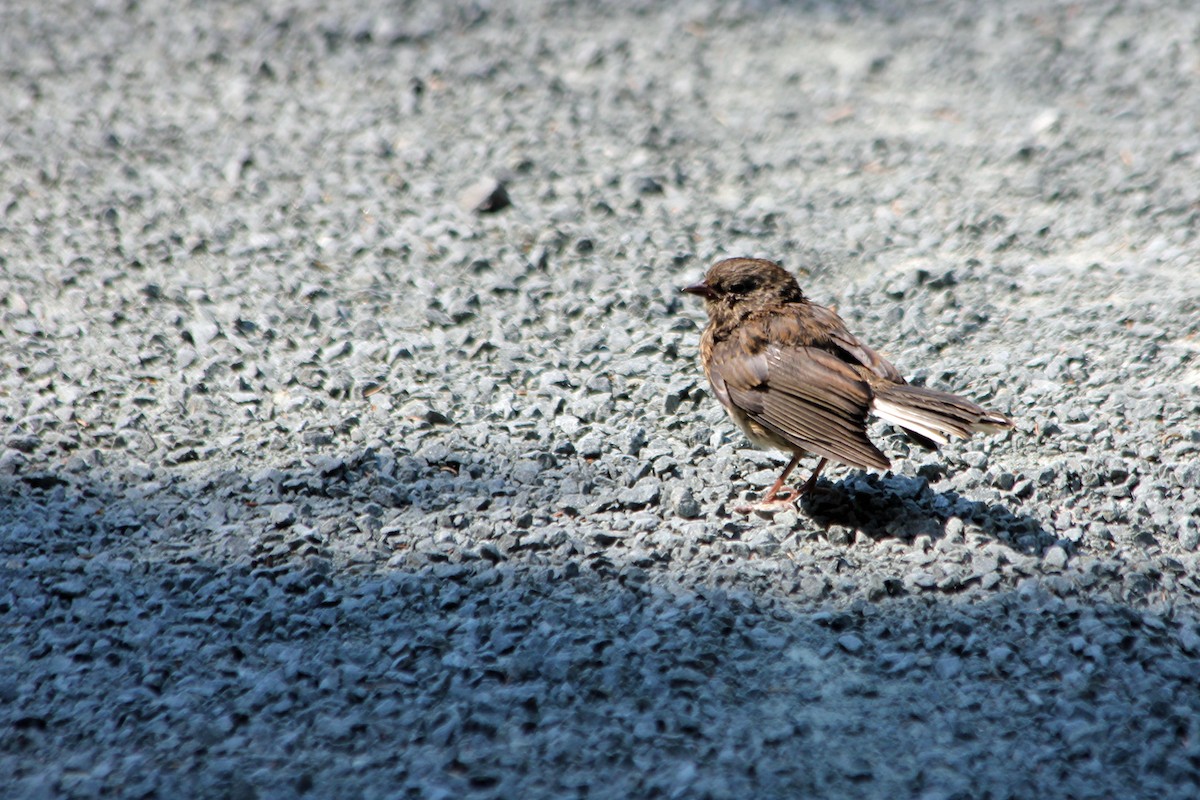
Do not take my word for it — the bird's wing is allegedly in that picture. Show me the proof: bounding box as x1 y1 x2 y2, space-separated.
708 334 891 471
803 303 906 384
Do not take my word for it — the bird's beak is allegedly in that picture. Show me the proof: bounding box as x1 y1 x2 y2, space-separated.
681 281 715 300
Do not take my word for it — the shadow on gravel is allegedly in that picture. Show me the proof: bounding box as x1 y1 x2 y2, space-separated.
3 462 1198 798
303 445 525 516
799 472 1053 555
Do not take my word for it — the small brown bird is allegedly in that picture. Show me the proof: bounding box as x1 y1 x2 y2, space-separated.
682 257 1014 511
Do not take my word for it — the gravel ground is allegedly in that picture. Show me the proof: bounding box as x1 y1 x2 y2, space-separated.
3 1 1200 797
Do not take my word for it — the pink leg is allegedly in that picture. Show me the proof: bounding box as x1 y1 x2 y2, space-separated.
797 457 828 497
761 452 803 504
766 457 828 504
738 455 829 514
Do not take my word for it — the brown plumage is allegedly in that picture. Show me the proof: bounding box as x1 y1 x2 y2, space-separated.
682 257 1014 510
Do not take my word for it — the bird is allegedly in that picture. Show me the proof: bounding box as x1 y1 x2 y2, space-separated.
681 257 1014 512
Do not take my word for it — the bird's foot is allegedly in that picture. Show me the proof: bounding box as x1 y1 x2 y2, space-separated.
734 486 802 515
733 478 833 515
770 487 803 503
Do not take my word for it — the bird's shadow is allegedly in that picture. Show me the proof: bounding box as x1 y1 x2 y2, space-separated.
796 472 1053 555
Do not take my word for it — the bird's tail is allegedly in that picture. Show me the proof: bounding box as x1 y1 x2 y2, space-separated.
871 384 1013 447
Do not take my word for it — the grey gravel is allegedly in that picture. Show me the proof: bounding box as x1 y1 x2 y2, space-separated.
459 177 512 215
3 1 1200 798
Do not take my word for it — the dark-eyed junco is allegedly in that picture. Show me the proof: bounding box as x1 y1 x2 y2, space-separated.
682 257 1014 511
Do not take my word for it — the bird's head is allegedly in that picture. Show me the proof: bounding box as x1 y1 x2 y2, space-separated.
681 257 805 311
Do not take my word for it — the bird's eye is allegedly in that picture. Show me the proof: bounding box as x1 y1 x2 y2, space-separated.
728 277 757 294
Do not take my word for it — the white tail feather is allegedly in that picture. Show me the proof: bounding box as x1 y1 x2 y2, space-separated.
970 420 1014 435
871 397 961 445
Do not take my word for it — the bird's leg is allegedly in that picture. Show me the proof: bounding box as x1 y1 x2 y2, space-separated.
737 456 829 515
748 453 825 510
796 457 828 497
760 452 803 504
